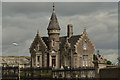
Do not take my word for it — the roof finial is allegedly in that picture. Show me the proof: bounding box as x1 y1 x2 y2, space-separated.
84 27 86 32
53 2 55 11
83 27 87 34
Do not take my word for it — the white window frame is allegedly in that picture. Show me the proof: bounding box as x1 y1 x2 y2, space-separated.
83 55 88 66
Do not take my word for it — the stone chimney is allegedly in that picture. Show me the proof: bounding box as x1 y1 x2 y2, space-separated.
67 24 73 38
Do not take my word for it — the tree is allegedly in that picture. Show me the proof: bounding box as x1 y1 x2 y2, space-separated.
106 60 112 65
93 54 98 60
104 59 107 62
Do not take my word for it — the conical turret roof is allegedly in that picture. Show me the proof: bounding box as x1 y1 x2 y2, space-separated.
47 3 60 30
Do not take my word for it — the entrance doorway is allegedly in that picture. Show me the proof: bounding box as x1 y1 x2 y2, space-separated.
52 56 56 67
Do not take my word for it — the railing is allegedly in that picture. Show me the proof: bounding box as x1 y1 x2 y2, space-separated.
1 67 120 80
1 67 96 80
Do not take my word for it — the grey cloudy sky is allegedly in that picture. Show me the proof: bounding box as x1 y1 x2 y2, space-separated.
0 1 1 57
2 2 118 63
2 0 120 2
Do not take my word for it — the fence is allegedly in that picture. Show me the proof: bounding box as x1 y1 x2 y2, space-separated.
0 66 106 80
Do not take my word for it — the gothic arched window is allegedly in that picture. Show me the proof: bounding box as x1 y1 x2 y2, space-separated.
52 38 55 47
37 44 40 51
83 40 87 50
37 56 40 66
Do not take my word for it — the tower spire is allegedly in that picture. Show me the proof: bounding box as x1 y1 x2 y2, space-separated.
47 3 60 30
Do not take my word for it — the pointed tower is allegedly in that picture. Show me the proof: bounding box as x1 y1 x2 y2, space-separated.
47 3 60 31
47 3 60 69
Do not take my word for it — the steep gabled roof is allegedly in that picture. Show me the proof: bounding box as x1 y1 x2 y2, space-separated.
59 36 67 49
60 35 82 50
30 32 47 53
68 35 82 49
74 29 95 51
30 34 83 52
42 37 49 49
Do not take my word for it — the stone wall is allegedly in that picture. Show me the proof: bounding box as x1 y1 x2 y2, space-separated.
99 67 120 78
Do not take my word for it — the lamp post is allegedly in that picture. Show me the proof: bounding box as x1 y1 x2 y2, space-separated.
12 43 20 80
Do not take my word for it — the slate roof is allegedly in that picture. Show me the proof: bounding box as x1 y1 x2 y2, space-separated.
68 35 82 49
47 10 60 30
59 36 67 49
30 33 48 52
1 56 30 65
42 35 82 50
42 37 49 49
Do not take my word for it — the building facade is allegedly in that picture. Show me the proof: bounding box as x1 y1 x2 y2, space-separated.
29 4 95 69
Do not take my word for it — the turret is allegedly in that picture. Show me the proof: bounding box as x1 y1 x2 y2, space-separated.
47 3 60 69
47 3 60 51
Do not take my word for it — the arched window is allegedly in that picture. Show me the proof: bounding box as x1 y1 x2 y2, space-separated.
83 40 87 50
52 38 55 47
37 44 40 51
37 56 40 66
83 55 88 66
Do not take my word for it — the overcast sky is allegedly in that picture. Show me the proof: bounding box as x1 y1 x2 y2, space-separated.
2 2 118 63
2 0 120 2
0 1 1 57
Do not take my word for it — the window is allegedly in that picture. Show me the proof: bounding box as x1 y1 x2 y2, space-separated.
37 56 40 65
52 38 55 47
83 40 87 50
37 44 40 51
83 55 88 66
65 57 69 66
74 56 77 68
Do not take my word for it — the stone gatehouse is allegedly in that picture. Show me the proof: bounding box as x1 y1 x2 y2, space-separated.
29 4 95 69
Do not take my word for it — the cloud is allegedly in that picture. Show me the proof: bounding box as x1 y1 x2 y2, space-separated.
59 11 118 49
105 53 118 63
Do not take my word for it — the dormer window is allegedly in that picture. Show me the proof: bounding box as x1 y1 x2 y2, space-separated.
83 40 87 50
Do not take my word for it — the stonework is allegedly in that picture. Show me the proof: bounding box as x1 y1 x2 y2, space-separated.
29 4 95 69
